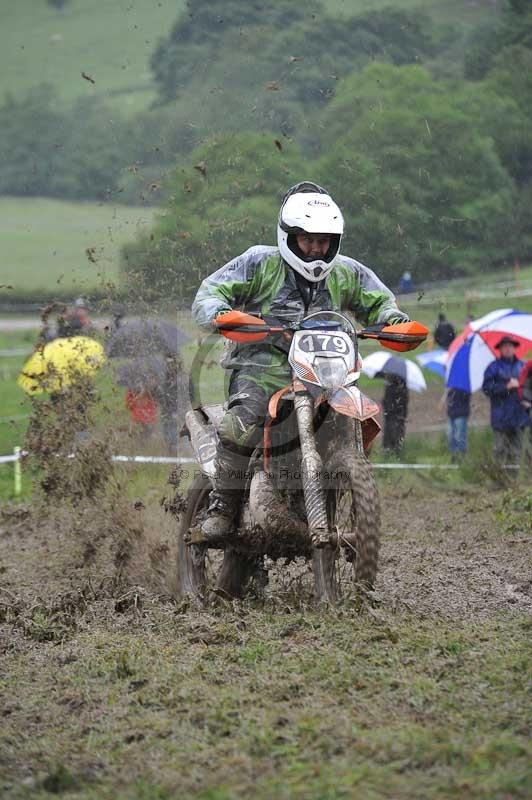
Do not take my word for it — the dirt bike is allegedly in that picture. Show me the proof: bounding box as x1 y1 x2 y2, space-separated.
177 311 427 604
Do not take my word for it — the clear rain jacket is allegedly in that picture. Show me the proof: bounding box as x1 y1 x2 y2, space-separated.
192 245 408 381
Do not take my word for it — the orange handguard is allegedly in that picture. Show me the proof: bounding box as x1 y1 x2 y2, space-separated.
379 321 429 352
214 310 268 343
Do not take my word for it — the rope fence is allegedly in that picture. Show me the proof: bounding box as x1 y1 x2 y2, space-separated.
1 448 522 497
0 450 460 468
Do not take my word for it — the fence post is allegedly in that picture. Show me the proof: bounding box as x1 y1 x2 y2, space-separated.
14 447 21 497
514 257 521 290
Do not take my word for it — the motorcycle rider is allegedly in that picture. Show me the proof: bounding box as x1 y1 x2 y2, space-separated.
192 181 409 541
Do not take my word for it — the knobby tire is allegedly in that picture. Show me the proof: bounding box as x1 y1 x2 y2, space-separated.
313 444 380 603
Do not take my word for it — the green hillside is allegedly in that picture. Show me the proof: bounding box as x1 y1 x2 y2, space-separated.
0 0 182 113
0 0 495 113
4 0 530 298
327 0 497 25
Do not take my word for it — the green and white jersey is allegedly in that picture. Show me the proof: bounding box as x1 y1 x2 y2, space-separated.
192 245 408 374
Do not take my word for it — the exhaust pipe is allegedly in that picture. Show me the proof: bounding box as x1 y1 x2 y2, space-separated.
185 409 217 477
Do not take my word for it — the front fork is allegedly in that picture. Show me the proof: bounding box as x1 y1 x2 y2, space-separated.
353 415 364 453
294 392 330 547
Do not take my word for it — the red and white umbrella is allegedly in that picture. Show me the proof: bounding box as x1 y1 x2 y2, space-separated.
446 308 532 392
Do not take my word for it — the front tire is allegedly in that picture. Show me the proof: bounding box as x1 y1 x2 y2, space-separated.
313 449 380 603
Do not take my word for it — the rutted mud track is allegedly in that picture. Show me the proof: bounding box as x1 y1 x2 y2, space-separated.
1 482 530 640
0 480 530 798
378 483 532 619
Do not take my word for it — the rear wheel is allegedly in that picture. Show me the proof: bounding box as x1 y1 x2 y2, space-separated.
176 474 255 602
313 448 380 603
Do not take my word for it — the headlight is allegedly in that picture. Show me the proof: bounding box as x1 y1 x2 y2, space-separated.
313 357 348 390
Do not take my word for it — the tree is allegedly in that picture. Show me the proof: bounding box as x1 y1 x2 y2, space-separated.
464 0 532 79
121 132 304 300
150 0 317 104
457 46 532 187
0 86 137 201
317 64 516 282
63 97 137 200
150 1 437 138
0 85 71 197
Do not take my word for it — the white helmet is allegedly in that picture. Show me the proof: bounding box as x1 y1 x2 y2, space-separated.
277 181 344 282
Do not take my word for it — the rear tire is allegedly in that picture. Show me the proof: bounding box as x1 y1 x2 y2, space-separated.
176 474 255 602
313 449 380 603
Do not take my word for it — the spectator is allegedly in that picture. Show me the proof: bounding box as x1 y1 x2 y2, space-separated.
41 298 94 342
482 337 529 465
106 314 188 452
115 352 182 452
381 374 408 455
398 270 413 293
445 387 470 460
518 359 532 462
434 313 456 350
125 388 158 442
57 298 93 338
518 359 532 409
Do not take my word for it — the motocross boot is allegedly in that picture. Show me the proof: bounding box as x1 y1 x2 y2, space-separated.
199 388 264 544
200 491 240 543
199 443 245 543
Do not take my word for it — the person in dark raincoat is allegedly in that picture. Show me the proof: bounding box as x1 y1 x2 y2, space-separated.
381 374 408 455
518 359 532 463
433 313 456 350
482 336 529 465
445 387 470 459
106 314 188 451
398 271 413 293
40 298 94 343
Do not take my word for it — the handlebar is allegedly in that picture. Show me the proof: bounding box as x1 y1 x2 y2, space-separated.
214 311 428 352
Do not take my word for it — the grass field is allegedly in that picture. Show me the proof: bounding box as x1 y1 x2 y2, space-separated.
400 264 532 329
0 0 182 113
0 0 495 117
0 197 155 297
2 193 531 307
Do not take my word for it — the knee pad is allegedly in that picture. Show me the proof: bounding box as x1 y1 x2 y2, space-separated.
219 406 262 450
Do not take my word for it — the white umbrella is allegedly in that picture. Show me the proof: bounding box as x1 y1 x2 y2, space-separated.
361 351 427 393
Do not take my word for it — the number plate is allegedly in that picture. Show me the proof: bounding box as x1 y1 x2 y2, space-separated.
295 331 352 356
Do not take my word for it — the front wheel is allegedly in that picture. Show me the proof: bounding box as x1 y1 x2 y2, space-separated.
313 449 380 603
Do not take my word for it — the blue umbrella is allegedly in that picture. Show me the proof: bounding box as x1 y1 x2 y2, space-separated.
415 349 447 378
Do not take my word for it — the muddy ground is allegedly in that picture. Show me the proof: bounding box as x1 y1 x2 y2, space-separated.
0 476 531 799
